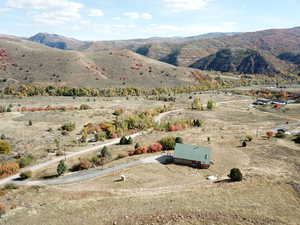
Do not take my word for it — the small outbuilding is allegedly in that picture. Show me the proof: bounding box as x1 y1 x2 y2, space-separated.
173 143 212 169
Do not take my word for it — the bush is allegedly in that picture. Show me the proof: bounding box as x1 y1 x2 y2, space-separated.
20 171 32 180
294 135 300 144
101 146 112 160
0 162 20 178
135 143 141 149
266 131 274 138
0 203 5 217
57 160 67 176
193 119 202 127
228 168 243 182
19 155 34 168
275 130 286 139
175 137 183 144
113 108 124 116
80 104 91 110
207 100 215 110
191 97 203 110
245 135 253 142
95 131 106 142
0 141 12 154
0 134 6 140
120 136 128 145
119 136 133 145
3 184 18 190
149 143 163 152
127 137 133 144
134 146 148 155
28 120 33 126
61 122 76 132
79 158 93 170
159 136 176 150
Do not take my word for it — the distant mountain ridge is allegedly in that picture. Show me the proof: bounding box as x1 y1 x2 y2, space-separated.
1 26 300 82
27 33 92 50
26 32 242 51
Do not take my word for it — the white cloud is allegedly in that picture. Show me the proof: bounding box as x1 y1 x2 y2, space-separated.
88 8 104 17
6 0 83 25
123 12 153 20
163 0 212 11
0 8 11 14
140 13 153 20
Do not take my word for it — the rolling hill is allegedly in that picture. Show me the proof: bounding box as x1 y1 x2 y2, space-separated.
0 37 209 89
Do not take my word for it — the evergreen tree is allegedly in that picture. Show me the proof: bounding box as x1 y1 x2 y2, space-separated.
57 160 67 176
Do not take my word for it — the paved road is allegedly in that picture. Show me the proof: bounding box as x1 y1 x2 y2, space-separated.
12 155 161 185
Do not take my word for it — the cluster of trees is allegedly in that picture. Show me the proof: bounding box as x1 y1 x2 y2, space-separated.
0 105 12 113
159 136 183 150
119 136 133 145
60 146 112 174
82 106 172 143
156 119 203 132
2 75 298 98
18 104 91 112
147 96 176 102
128 136 183 156
0 141 12 154
2 82 219 97
61 122 76 132
191 97 215 111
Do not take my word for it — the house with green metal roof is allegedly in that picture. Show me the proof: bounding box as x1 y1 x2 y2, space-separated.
173 143 212 169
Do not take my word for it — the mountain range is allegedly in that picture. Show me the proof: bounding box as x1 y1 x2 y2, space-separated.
1 26 300 89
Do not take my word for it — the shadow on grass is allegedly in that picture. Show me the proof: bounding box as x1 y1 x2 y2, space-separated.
114 178 124 183
41 174 59 180
155 155 174 165
214 178 232 183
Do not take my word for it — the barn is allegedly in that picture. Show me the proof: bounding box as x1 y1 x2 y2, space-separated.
173 143 212 169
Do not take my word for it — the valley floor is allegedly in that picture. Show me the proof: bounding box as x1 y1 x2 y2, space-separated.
0 93 299 225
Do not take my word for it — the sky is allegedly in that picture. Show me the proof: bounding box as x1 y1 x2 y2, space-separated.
0 0 299 41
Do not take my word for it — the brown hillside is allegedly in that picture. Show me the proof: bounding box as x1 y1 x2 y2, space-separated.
0 38 208 88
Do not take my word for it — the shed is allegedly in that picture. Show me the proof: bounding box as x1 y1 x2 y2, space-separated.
173 143 212 169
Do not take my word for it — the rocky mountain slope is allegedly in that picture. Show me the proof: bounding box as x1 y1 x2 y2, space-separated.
126 27 300 75
190 49 279 75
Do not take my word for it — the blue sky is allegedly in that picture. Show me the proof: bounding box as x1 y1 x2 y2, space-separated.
0 0 299 40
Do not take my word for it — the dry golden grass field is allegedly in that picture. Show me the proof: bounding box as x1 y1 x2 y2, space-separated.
0 93 299 225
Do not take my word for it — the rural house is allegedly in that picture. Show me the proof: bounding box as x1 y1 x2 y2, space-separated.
173 143 212 169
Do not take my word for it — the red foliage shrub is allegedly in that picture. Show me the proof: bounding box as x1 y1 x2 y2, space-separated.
0 202 5 216
79 158 93 170
266 131 274 138
168 125 183 132
0 162 20 179
18 105 77 112
149 142 163 153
